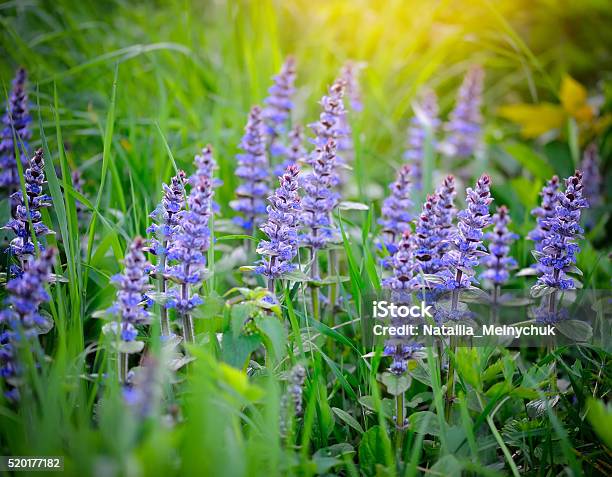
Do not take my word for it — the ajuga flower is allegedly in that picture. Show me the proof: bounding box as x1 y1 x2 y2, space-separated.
148 171 186 262
147 170 186 336
534 171 588 291
0 68 31 190
412 194 441 275
379 165 413 254
404 90 439 188
256 164 301 285
580 144 601 208
441 66 484 158
301 139 340 252
263 56 297 158
274 124 305 176
339 61 364 112
528 176 560 255
0 247 55 402
309 81 349 165
480 206 518 287
440 174 492 291
231 106 269 234
382 232 423 375
4 149 52 273
383 231 417 293
107 237 152 344
167 149 215 342
433 175 457 264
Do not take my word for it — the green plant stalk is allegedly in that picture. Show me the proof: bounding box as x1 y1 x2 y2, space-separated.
445 269 463 420
395 391 405 452
327 248 339 320
181 274 195 344
118 351 128 384
310 247 320 321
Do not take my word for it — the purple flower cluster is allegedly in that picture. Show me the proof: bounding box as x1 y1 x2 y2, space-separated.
433 175 457 264
440 174 492 290
148 170 186 269
441 66 484 158
123 355 160 418
167 152 215 313
4 149 52 273
107 237 152 343
0 248 55 402
534 171 588 290
301 140 340 251
480 206 518 286
412 194 440 275
231 106 269 234
404 90 439 188
0 68 31 190
379 165 413 253
580 144 601 208
528 175 560 255
256 165 301 281
382 232 423 375
263 56 297 158
309 81 349 165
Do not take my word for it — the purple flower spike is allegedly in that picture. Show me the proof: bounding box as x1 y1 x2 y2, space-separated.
413 194 441 275
0 247 55 402
256 164 302 280
379 165 413 253
433 175 457 263
441 66 484 158
580 144 601 208
0 68 31 190
148 170 186 265
404 90 440 188
528 175 560 258
383 231 417 292
301 139 340 251
480 206 518 286
534 171 588 291
4 149 53 273
382 231 424 375
231 106 269 234
440 174 492 290
264 56 297 158
309 81 349 166
107 237 152 344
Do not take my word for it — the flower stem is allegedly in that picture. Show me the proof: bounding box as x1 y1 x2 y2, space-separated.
118 352 128 384
395 391 405 452
445 269 462 420
310 247 320 321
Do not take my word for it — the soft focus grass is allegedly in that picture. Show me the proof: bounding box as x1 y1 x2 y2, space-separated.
0 0 611 476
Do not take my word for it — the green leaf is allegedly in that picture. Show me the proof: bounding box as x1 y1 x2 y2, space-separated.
221 332 261 369
408 411 440 436
332 407 364 434
254 315 287 362
191 292 225 320
430 455 463 477
380 372 411 396
586 398 612 448
230 303 256 337
115 341 145 354
503 143 555 179
338 201 369 211
358 426 388 475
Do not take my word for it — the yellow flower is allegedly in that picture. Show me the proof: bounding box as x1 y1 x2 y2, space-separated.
498 75 597 138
